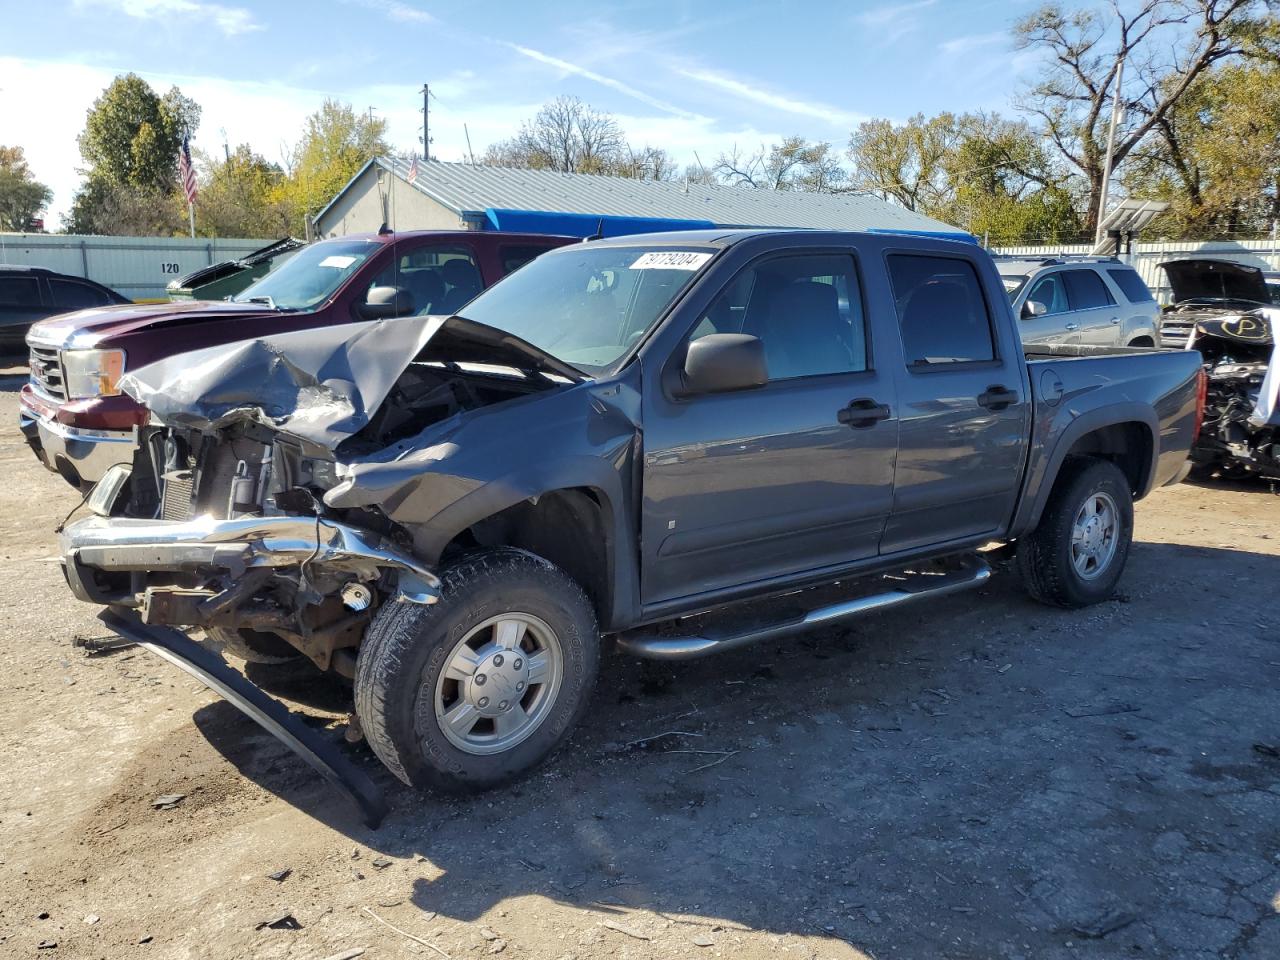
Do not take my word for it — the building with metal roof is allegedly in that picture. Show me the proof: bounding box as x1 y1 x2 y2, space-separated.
313 157 970 241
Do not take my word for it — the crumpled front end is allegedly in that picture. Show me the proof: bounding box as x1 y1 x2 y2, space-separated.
1187 307 1280 478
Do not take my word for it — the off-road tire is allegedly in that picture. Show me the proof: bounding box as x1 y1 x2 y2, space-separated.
204 626 302 665
354 548 599 793
1017 457 1133 608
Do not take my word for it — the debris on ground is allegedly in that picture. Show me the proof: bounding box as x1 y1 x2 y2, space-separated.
601 919 651 941
1072 910 1138 939
150 794 184 810
691 933 715 947
370 856 392 869
255 911 301 931
267 868 291 882
319 950 366 960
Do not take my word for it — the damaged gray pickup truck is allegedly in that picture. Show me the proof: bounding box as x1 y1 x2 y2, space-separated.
59 230 1205 795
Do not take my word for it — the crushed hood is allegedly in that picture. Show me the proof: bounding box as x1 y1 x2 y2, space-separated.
119 314 585 449
1161 259 1270 305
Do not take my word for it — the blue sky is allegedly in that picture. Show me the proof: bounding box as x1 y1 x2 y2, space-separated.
0 0 1044 228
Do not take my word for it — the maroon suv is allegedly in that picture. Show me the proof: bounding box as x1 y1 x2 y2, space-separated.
20 230 574 488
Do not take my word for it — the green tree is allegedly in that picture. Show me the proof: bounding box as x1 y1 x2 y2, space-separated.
280 99 389 234
0 146 53 231
1125 63 1280 238
1013 0 1273 235
847 114 959 210
194 145 291 237
68 73 200 234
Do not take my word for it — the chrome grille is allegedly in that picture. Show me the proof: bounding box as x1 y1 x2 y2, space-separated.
29 344 66 401
1158 319 1196 350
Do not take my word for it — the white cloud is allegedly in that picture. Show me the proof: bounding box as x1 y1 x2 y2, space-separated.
673 67 864 129
504 43 707 122
855 0 937 27
347 0 433 25
939 31 1007 55
75 0 263 36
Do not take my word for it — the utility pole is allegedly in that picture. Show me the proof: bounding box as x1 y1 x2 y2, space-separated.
1096 56 1125 245
420 83 430 160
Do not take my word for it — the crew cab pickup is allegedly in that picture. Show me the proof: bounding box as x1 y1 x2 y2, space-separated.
20 230 574 489
60 229 1203 796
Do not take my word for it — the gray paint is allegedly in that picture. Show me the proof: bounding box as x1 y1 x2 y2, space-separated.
111 230 1202 632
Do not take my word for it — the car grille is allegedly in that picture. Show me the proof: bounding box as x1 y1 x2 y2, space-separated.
1158 318 1196 350
29 344 66 401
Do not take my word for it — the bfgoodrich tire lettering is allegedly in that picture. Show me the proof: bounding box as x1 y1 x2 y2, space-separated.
354 548 599 792
1017 457 1134 608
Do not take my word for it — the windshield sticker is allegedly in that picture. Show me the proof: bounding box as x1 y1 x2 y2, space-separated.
630 251 712 271
318 255 358 269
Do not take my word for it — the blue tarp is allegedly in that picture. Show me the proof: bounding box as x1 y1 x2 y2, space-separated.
483 208 716 238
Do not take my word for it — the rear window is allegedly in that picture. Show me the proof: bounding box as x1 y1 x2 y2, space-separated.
1063 269 1116 310
888 255 995 366
500 245 552 275
50 278 112 309
1107 268 1154 303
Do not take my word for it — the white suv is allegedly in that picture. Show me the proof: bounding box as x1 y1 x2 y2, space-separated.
994 256 1161 348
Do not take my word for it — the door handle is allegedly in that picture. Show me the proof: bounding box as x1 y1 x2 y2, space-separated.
1065 322 1080 332
837 397 891 428
977 385 1019 411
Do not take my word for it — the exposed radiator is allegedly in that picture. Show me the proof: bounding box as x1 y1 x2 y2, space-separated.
161 470 195 521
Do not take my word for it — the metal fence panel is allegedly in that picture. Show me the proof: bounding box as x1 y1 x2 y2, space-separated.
0 233 274 300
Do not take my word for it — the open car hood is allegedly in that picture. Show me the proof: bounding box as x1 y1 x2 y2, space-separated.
119 314 586 449
1161 259 1270 305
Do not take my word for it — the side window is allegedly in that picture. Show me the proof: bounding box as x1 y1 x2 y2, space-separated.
1064 269 1116 309
500 245 551 275
1107 268 1154 303
690 254 867 381
50 278 111 309
369 245 482 316
1025 274 1069 315
887 255 995 366
0 276 41 307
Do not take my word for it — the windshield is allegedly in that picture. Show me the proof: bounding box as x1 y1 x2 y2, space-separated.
456 245 712 372
1000 274 1028 299
233 239 380 310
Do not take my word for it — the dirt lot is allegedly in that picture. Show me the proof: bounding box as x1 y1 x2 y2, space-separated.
0 370 1277 960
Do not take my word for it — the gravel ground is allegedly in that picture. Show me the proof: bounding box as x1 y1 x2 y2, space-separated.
0 369 1277 960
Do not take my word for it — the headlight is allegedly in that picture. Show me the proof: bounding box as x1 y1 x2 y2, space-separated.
62 349 126 400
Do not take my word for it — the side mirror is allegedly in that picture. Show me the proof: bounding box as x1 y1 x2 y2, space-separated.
675 334 768 397
1023 300 1048 319
360 285 414 320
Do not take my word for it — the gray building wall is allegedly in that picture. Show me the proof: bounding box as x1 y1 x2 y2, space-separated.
316 166 466 237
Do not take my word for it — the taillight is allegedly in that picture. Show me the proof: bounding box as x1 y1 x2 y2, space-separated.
1191 367 1208 442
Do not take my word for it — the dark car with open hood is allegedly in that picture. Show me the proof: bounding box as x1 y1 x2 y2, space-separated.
19 230 574 490
1157 258 1280 479
58 229 1203 818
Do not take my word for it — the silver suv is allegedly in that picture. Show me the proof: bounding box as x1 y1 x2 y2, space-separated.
994 256 1161 347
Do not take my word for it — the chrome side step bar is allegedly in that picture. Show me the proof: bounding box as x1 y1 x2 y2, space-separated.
617 556 992 661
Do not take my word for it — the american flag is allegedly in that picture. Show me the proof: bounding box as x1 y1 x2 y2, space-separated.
178 133 197 206
406 157 419 186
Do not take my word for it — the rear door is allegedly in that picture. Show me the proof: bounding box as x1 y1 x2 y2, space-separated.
0 272 48 341
881 251 1029 553
641 249 898 604
1063 268 1121 345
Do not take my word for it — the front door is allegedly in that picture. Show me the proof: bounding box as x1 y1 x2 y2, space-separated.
641 252 898 605
881 252 1030 553
1019 271 1074 343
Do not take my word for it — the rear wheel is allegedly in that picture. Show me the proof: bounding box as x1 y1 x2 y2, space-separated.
354 548 599 792
1017 457 1133 608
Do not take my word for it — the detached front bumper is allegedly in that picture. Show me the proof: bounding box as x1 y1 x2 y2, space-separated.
60 512 440 608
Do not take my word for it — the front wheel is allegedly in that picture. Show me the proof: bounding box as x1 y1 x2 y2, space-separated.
1017 457 1134 608
354 548 599 792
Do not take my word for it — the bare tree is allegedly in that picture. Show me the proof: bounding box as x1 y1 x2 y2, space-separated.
484 96 627 174
1014 0 1271 232
713 137 848 192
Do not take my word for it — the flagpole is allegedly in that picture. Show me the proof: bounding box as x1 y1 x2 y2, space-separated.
188 201 195 239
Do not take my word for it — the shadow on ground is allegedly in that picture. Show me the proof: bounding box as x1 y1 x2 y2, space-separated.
174 540 1280 958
